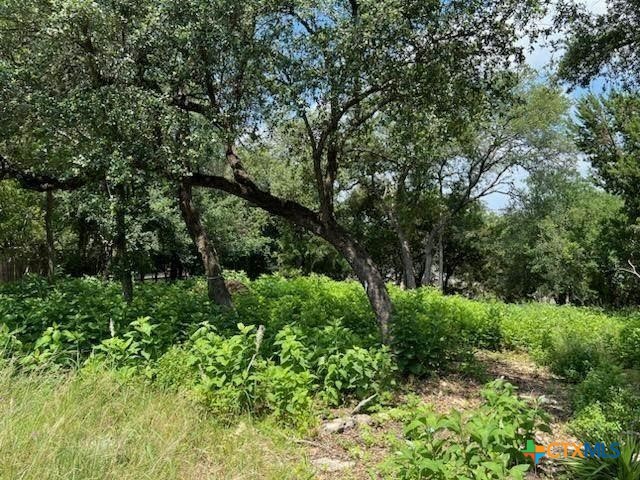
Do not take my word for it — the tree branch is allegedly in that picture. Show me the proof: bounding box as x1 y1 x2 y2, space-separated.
0 154 88 192
620 259 640 280
188 171 323 236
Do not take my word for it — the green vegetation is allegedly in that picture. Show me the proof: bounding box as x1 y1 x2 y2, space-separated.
1 0 640 477
2 274 632 376
0 365 310 480
1 275 640 479
383 380 550 479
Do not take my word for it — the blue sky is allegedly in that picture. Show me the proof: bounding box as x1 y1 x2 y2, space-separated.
483 0 609 211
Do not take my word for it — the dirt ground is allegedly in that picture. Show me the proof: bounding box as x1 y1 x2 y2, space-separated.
305 350 574 479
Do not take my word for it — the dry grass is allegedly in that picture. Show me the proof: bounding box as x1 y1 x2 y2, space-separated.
0 365 311 480
0 351 573 480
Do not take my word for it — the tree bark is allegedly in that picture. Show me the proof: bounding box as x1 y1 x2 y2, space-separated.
177 180 232 308
44 190 55 282
388 206 416 289
422 231 436 287
188 172 393 343
114 185 133 303
437 228 444 292
321 219 393 343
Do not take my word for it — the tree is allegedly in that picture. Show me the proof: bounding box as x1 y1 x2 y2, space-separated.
0 0 546 340
573 93 640 291
558 0 640 294
557 0 640 86
342 79 572 290
0 181 45 280
575 93 640 220
491 168 623 304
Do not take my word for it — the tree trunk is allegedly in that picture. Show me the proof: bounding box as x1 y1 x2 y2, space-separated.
169 253 180 281
388 206 416 289
114 185 133 303
44 190 55 282
321 220 393 343
178 181 232 308
422 232 436 287
437 229 444 292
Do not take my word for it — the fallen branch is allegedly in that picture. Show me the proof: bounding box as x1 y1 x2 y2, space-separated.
351 393 377 415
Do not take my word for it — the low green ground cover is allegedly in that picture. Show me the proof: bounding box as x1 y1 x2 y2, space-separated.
1 274 638 478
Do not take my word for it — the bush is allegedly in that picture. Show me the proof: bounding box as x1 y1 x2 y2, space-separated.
619 317 640 369
19 324 85 369
542 331 606 383
234 274 377 344
321 346 396 406
391 289 473 376
0 323 22 358
500 304 623 360
254 365 315 425
569 366 640 442
572 365 627 412
84 316 162 379
383 380 550 479
152 323 317 424
154 345 198 390
187 323 261 417
568 403 623 442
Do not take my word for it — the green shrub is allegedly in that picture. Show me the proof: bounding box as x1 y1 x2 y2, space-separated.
569 366 640 442
234 274 377 344
383 380 550 479
542 330 606 382
84 316 161 378
465 304 504 351
572 365 627 412
154 345 198 390
568 403 623 442
321 346 396 406
254 364 315 425
19 324 85 369
619 318 640 369
188 323 261 417
391 290 466 375
272 325 312 372
0 323 22 358
500 304 623 359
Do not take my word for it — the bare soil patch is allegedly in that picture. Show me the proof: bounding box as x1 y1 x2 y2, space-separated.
305 350 574 479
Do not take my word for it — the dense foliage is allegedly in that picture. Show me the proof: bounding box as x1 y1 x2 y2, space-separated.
1 0 640 477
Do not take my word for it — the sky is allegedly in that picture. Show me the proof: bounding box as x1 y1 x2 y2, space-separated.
482 0 609 211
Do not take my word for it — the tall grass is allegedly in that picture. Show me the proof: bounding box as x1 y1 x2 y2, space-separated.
0 364 311 480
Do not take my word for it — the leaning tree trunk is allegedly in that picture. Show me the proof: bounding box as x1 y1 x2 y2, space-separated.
44 190 55 282
178 181 232 308
388 206 416 289
188 171 393 343
320 220 393 344
114 185 133 303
